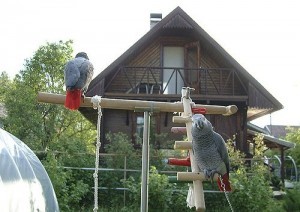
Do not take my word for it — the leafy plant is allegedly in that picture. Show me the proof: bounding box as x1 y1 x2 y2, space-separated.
0 41 97 211
286 127 300 170
43 152 90 211
282 182 300 211
224 134 278 212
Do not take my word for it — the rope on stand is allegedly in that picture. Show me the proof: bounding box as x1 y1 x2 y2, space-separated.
91 95 102 212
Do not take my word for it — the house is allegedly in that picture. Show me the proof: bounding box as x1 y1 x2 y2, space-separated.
264 125 300 138
79 7 287 155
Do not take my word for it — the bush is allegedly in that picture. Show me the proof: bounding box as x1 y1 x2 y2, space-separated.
282 182 300 211
43 152 90 211
220 134 278 212
123 166 196 211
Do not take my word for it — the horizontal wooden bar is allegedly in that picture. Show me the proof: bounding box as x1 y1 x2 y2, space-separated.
174 141 192 150
170 127 187 134
192 103 238 116
172 116 191 123
167 157 191 166
37 92 238 115
177 172 218 181
38 92 183 112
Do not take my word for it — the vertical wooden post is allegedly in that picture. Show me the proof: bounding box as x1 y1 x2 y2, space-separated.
181 87 205 211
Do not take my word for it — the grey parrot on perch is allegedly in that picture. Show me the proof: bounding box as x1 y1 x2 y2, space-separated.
191 114 232 191
64 52 94 110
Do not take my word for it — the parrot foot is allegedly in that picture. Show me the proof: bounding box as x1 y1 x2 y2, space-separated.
203 169 220 182
210 170 221 182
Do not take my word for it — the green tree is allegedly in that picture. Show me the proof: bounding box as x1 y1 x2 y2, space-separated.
0 72 13 102
286 127 300 165
226 134 278 212
2 40 75 150
0 40 96 211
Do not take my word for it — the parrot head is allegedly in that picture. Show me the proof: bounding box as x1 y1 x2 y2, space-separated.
75 52 89 60
192 114 213 135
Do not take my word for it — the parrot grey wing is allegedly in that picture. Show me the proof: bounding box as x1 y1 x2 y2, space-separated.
64 60 80 89
82 60 94 93
214 133 230 173
75 59 94 92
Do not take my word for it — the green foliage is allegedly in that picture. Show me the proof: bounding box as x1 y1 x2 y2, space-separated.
0 72 13 102
148 166 173 210
224 134 278 212
1 40 76 151
123 166 173 211
286 127 300 166
104 132 192 211
105 132 139 169
282 182 300 211
43 152 90 212
0 40 96 211
19 40 73 94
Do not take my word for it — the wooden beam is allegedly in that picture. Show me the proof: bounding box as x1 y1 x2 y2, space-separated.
174 141 192 150
177 172 218 181
172 116 191 123
171 127 187 134
180 88 205 211
37 92 238 115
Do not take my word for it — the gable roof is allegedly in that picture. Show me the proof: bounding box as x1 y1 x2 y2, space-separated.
248 129 295 149
264 125 300 138
247 123 295 149
87 6 283 120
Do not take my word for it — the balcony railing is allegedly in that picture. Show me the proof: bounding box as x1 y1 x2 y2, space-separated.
105 67 248 96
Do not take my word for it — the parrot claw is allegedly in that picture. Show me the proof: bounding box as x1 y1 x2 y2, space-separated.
203 169 220 182
203 169 210 180
210 170 220 182
81 93 86 103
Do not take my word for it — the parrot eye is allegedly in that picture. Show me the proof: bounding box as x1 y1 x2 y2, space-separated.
196 120 204 129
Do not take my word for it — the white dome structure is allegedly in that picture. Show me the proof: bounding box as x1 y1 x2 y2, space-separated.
0 128 59 212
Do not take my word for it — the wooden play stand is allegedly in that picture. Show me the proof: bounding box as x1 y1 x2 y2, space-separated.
37 87 237 211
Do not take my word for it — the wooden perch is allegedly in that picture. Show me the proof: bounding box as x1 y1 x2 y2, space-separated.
171 127 187 134
37 92 238 115
177 172 219 181
174 141 192 150
172 116 192 123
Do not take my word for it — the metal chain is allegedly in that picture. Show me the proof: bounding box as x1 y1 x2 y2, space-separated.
91 96 102 212
219 175 234 212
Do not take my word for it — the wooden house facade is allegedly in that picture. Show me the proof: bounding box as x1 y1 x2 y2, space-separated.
79 7 283 154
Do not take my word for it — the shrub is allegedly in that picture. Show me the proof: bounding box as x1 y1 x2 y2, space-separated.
221 134 278 212
282 182 300 211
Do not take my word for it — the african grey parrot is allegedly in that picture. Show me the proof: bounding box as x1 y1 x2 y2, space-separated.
64 52 94 110
191 114 231 191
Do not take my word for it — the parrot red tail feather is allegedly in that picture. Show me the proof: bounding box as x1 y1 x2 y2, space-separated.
217 173 232 192
65 89 82 110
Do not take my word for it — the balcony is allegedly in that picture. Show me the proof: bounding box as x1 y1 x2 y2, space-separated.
104 67 248 99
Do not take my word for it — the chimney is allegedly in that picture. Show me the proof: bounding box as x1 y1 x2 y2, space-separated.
150 13 162 29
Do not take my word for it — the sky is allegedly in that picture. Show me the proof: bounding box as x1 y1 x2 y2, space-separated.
1 0 300 128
